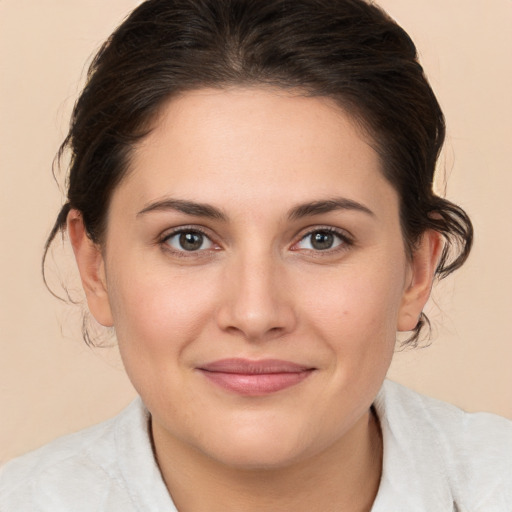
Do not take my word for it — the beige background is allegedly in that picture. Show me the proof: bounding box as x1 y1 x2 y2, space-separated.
1 0 511 464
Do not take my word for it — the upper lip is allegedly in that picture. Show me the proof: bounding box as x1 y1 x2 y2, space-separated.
198 358 314 374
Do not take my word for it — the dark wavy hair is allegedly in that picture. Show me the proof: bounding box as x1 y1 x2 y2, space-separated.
44 0 473 346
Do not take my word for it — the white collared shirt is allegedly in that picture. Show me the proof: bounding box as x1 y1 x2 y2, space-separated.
2 380 511 511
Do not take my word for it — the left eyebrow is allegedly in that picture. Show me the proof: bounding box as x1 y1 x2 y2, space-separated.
288 197 375 220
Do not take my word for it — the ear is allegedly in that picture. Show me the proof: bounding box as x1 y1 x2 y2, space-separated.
67 209 114 327
397 230 443 332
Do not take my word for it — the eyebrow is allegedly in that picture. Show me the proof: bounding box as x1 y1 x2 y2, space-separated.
137 198 228 221
137 196 374 221
288 197 375 220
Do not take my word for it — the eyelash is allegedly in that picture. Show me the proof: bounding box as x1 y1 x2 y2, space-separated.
160 226 219 258
291 226 353 255
158 225 354 257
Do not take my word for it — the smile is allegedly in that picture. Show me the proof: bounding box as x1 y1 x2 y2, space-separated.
197 358 316 396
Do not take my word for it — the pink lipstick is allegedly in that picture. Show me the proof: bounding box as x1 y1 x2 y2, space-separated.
197 358 315 396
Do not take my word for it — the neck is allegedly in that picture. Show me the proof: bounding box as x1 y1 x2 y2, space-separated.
152 408 382 512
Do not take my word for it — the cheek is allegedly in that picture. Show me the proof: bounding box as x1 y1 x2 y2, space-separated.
106 260 221 355
105 262 224 415
299 260 406 340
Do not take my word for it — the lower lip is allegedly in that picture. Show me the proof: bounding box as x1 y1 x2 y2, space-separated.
199 370 314 396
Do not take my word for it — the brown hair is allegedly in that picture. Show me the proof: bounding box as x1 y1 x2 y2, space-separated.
44 0 473 346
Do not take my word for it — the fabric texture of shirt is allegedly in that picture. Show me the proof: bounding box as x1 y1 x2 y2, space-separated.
1 380 511 511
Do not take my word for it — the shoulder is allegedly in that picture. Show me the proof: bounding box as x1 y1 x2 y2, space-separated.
376 380 512 510
0 399 146 512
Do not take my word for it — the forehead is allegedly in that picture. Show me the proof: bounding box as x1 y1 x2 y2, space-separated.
116 87 396 216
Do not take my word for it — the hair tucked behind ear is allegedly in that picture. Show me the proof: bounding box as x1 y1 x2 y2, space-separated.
428 199 473 279
399 197 472 348
43 0 473 346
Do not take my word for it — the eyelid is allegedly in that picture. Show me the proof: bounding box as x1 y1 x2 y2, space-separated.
156 224 353 256
290 225 354 252
159 225 221 255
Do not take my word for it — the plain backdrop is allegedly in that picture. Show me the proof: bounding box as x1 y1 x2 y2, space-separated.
1 0 511 464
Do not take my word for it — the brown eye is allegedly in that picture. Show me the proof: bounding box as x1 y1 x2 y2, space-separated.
295 229 347 251
311 231 335 250
165 230 213 252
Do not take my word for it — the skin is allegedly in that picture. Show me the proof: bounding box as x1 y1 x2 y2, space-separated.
69 87 441 511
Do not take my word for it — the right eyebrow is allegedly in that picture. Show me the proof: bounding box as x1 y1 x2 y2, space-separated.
137 198 228 221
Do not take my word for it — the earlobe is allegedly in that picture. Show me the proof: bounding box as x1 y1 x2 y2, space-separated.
67 209 114 327
397 230 443 332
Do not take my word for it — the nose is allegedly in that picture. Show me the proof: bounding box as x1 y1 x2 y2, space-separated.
215 251 298 342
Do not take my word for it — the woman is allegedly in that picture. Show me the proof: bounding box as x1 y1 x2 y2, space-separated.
1 0 511 510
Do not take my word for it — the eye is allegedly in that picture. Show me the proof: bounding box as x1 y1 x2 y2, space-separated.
294 229 348 251
163 230 215 252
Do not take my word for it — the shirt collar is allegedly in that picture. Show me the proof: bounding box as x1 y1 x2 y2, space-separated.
371 380 456 511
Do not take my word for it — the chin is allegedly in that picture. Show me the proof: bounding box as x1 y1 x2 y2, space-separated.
194 417 323 471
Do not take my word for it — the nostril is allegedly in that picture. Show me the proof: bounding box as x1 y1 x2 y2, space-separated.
215 273 298 341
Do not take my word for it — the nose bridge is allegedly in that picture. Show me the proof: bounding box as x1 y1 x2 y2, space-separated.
217 243 296 341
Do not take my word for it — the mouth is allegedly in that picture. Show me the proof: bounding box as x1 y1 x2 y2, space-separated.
196 358 316 396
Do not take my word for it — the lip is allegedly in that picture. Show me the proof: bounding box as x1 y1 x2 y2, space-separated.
197 358 315 396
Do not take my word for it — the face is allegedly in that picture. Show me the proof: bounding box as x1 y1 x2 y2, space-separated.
72 87 437 470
